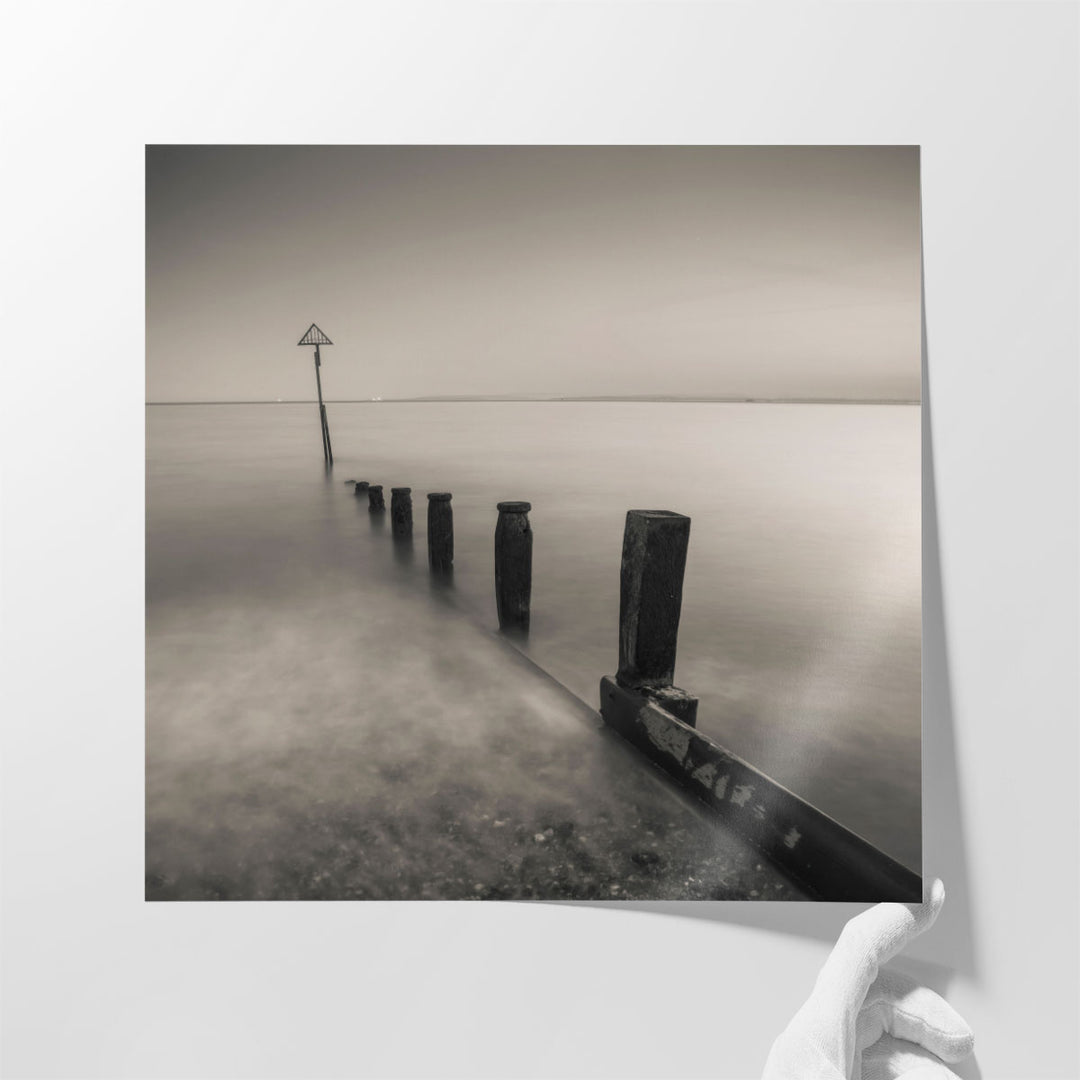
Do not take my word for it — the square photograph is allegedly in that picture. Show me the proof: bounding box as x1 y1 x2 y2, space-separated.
146 145 921 901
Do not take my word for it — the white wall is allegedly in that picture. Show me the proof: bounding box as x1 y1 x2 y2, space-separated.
1 3 1076 1078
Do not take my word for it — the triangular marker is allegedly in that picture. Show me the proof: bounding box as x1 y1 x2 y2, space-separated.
297 323 333 346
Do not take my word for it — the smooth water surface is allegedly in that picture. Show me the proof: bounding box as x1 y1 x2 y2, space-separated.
147 401 920 875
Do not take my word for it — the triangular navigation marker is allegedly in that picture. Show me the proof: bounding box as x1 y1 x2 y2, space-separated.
298 323 333 346
298 323 335 465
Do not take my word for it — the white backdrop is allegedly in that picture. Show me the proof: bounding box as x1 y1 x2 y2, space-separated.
1 3 1077 1078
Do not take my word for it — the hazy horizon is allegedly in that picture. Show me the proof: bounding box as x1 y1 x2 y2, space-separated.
147 146 921 404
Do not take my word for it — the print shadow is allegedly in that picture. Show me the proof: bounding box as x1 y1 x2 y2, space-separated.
548 282 979 983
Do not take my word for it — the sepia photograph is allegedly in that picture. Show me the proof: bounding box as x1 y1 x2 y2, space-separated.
146 145 922 902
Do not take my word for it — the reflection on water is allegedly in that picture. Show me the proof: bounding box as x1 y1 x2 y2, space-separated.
147 401 920 885
392 533 415 566
429 564 455 591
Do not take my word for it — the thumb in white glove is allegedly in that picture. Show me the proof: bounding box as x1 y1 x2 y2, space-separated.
763 879 973 1079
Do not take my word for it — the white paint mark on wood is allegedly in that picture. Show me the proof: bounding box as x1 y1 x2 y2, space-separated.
640 706 690 763
731 783 754 808
691 762 717 787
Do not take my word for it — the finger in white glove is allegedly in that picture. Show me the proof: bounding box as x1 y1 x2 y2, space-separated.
854 967 974 1066
860 1034 965 1080
763 880 973 1080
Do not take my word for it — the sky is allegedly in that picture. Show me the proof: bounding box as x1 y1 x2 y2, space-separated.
146 146 921 403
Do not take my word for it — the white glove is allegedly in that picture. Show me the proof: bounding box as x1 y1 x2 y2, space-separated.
763 879 974 1079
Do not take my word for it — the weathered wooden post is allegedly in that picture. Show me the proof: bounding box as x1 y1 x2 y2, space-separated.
427 493 454 572
611 510 698 725
618 510 690 687
495 501 532 633
354 481 370 495
368 485 385 512
391 488 413 537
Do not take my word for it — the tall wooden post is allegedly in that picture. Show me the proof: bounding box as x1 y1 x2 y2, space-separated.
427 493 454 571
612 509 698 726
391 488 413 537
617 510 691 688
495 501 532 633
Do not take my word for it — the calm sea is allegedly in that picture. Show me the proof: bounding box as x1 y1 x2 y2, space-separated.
147 401 920 871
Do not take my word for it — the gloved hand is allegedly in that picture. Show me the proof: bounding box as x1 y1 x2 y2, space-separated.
763 879 974 1079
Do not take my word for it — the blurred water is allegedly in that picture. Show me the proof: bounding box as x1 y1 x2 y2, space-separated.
147 401 920 879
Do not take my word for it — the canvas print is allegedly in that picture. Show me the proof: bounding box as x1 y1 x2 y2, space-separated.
146 146 922 901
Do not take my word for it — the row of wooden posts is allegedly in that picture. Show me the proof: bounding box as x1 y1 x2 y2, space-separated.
346 476 921 899
351 480 535 634
351 478 689 692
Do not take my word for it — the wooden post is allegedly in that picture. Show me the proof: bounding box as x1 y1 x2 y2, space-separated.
427 493 454 571
617 509 691 686
599 509 699 727
354 481 370 495
495 501 532 633
617 510 691 689
391 488 413 537
368 485 385 512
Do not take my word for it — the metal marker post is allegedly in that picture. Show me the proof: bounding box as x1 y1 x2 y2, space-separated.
297 324 335 465
315 344 333 465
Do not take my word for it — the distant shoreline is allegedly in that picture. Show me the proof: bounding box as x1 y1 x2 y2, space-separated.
147 396 921 406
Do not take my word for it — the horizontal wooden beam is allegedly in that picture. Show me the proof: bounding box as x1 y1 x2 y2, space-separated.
599 676 921 902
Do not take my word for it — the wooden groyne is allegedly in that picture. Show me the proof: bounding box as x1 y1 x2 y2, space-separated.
600 508 920 902
350 479 920 902
599 676 920 901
